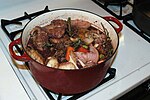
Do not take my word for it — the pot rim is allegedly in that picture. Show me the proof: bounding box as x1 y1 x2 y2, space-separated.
21 8 120 71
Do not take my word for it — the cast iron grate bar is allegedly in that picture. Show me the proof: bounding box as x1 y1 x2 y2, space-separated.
0 6 116 100
123 14 150 43
41 87 56 100
57 94 62 100
1 6 49 41
24 12 32 20
92 0 132 20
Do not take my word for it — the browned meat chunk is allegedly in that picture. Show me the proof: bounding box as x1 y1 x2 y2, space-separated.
43 19 67 38
45 26 65 38
49 35 72 62
29 26 48 51
27 26 53 59
51 19 67 28
50 34 71 44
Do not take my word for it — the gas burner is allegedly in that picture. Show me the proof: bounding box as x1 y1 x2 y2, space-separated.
92 0 133 19
92 0 150 43
1 6 49 41
123 14 150 43
0 6 116 100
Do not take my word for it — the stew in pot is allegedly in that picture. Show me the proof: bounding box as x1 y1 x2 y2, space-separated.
26 17 113 70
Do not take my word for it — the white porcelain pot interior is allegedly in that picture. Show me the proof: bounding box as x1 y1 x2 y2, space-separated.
22 9 118 55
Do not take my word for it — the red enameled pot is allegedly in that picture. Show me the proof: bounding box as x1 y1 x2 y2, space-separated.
9 8 122 95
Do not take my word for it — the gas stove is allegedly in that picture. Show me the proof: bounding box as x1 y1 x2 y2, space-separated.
0 6 116 100
92 0 133 19
93 0 150 43
0 0 150 100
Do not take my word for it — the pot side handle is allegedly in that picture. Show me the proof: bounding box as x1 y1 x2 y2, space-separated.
9 38 31 62
103 16 123 33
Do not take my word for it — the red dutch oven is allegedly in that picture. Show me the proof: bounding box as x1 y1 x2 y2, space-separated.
9 8 122 95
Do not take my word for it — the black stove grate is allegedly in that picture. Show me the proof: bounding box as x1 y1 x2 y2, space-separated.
1 6 116 100
1 6 49 41
92 0 150 43
92 0 132 20
123 13 150 43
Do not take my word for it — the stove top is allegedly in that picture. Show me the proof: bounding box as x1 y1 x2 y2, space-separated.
92 0 133 19
93 0 150 43
1 6 116 100
0 0 150 100
123 14 150 43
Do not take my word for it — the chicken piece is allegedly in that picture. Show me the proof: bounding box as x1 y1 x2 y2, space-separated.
43 19 67 38
51 19 67 28
50 34 71 44
44 26 65 38
29 26 48 52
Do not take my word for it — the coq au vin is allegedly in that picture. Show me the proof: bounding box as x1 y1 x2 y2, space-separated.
26 17 113 70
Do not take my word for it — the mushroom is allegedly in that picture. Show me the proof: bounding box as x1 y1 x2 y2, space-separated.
46 57 59 68
59 62 76 70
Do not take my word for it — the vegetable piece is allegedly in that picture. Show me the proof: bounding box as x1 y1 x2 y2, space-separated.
101 23 109 36
75 44 99 65
82 45 88 49
99 54 105 60
65 46 74 61
83 37 94 45
70 37 79 42
77 59 85 67
69 51 79 69
78 29 94 45
77 46 89 53
59 62 76 70
94 43 99 48
46 57 59 68
27 49 44 64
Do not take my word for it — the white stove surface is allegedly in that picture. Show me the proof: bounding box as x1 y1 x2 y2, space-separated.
0 0 150 100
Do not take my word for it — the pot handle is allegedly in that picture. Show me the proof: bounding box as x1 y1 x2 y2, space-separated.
9 38 31 62
103 16 123 33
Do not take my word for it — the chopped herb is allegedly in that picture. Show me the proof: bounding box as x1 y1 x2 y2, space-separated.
72 39 88 51
82 45 88 49
101 23 109 36
72 39 82 49
100 54 105 59
108 48 113 55
67 17 73 37
44 42 54 47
